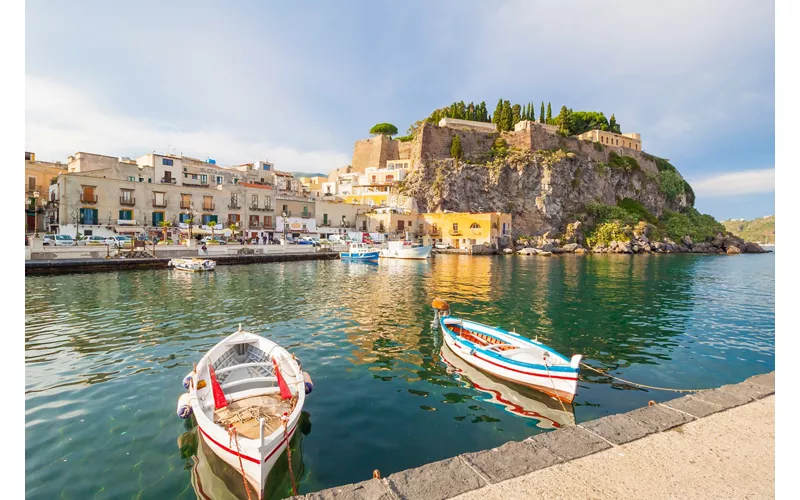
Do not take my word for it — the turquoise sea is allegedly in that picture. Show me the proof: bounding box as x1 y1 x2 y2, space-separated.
25 253 775 499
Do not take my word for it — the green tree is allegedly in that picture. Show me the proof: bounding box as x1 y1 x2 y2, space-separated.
158 220 171 242
556 106 574 135
609 114 619 134
540 102 545 123
501 100 513 131
546 103 553 124
478 101 487 122
492 99 503 127
207 220 217 238
369 123 398 136
511 104 522 127
450 134 463 160
467 102 475 121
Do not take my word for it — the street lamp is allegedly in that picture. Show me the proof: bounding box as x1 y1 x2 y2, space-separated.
71 209 80 239
32 191 40 237
282 211 288 246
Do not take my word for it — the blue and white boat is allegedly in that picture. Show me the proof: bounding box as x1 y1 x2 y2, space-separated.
432 298 582 403
340 242 380 261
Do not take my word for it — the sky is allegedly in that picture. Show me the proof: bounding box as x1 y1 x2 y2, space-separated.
25 0 775 221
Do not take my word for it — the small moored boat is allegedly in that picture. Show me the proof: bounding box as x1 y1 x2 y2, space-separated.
169 258 217 272
340 242 379 261
433 298 582 403
177 326 312 498
380 240 432 260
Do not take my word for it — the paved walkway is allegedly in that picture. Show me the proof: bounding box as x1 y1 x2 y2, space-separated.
455 395 775 500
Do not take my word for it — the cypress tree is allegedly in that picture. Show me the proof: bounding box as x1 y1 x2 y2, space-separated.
501 100 513 131
609 114 619 133
546 103 552 124
540 102 545 123
492 99 503 126
450 134 463 160
479 101 487 121
512 104 522 127
467 102 475 121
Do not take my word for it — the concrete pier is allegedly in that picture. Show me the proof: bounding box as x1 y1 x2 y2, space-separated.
292 372 774 500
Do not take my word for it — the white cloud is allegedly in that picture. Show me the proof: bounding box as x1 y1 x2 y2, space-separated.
689 168 775 197
25 75 348 174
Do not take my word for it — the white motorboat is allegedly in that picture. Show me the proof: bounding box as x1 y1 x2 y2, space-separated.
177 326 312 499
168 258 217 272
380 240 432 260
339 242 380 261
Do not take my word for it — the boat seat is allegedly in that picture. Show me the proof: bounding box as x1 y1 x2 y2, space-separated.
449 325 517 351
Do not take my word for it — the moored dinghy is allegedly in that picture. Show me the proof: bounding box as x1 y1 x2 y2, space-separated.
432 298 582 403
168 258 217 272
178 325 311 498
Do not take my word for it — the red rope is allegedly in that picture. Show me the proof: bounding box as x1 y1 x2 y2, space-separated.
282 413 297 496
228 425 253 500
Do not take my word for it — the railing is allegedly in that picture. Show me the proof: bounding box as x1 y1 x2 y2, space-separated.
117 219 140 226
248 222 262 229
26 184 44 194
119 196 136 206
180 200 192 209
250 204 271 211
228 202 241 209
450 230 463 236
430 229 441 236
182 181 210 188
152 197 168 208
160 178 177 184
301 212 312 218
80 194 98 204
280 210 292 217
263 224 276 230
226 221 241 228
202 203 215 210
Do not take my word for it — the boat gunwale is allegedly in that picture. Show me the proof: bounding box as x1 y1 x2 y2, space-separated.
440 316 576 373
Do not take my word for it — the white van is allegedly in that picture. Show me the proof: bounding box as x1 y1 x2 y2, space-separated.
43 234 77 246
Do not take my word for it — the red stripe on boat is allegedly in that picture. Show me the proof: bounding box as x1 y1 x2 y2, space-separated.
264 424 297 463
197 425 259 464
472 352 578 381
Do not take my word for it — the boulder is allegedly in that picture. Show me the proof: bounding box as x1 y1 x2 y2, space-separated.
537 251 552 256
541 242 557 253
682 235 693 247
653 241 664 252
743 242 766 253
574 247 587 255
561 243 580 253
618 241 632 254
503 248 514 254
726 246 742 255
609 241 619 251
517 247 538 255
632 244 640 253
712 233 726 248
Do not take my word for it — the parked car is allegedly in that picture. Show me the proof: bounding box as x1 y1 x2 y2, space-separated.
105 235 133 248
435 243 451 250
201 236 226 245
43 234 77 246
81 235 108 246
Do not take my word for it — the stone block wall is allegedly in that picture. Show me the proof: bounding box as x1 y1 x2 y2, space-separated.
416 122 497 163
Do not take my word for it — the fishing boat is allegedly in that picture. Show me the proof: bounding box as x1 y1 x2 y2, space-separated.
439 343 574 428
176 326 313 499
168 258 217 272
339 242 379 261
380 240 432 260
432 298 582 403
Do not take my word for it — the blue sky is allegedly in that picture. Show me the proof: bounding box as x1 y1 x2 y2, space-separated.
25 0 774 220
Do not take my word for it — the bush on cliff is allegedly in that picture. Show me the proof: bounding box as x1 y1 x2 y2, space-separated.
450 135 463 160
586 202 638 226
617 198 658 225
586 221 629 247
661 208 725 242
608 152 640 172
659 169 685 201
369 123 398 136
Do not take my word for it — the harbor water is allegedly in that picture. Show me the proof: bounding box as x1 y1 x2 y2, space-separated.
25 253 775 499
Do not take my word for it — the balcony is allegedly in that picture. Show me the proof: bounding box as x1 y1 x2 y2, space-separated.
119 196 136 206
117 219 140 226
430 229 441 236
80 194 98 204
25 184 44 195
152 197 168 208
248 222 262 229
263 223 276 230
226 220 241 228
228 202 241 209
449 230 463 236
180 200 192 209
202 202 216 211
250 204 271 212
182 181 210 188
160 178 177 184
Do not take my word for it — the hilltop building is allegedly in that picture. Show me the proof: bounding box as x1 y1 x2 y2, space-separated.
437 117 497 132
576 129 642 151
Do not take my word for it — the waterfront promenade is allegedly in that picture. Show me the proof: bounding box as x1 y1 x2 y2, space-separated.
293 372 774 500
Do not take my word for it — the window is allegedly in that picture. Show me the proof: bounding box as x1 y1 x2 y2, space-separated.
453 223 459 231
265 197 272 210
192 174 198 180
229 213 241 223
128 176 136 182
202 214 218 224
282 204 288 213
28 177 36 191
371 175 377 183
139 178 143 182
79 208 99 225
398 220 405 231
216 176 223 184
179 213 190 223
164 170 172 180
162 158 173 166
119 210 133 220
184 173 188 178
386 175 394 182
302 205 309 216
616 139 619 145
200 174 208 184
252 194 258 206
470 223 480 229
231 193 238 206
285 180 291 190
264 215 272 228
249 215 260 226
152 212 164 225
323 213 328 225
148 178 152 183
154 192 165 205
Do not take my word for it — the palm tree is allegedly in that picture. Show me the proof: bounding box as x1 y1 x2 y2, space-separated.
228 222 238 241
158 220 171 243
208 220 217 239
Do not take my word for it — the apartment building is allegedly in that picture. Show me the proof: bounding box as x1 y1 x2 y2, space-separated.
25 152 66 234
576 129 642 151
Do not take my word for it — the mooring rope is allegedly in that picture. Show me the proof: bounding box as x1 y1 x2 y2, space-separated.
543 357 575 425
281 413 297 496
227 425 253 500
580 362 703 393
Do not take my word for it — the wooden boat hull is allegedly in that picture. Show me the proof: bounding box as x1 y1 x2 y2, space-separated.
439 317 580 404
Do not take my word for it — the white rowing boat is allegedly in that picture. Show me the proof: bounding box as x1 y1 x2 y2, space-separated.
379 241 432 260
168 258 217 272
432 298 582 403
177 326 312 498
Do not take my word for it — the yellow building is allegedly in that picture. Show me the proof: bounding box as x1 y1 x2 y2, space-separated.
419 212 512 249
576 129 642 151
25 152 67 234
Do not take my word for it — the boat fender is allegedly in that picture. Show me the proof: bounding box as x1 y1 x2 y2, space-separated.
303 372 313 394
176 393 193 419
182 373 194 390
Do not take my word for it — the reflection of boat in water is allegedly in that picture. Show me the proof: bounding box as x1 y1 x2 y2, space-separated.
180 411 312 500
440 343 574 429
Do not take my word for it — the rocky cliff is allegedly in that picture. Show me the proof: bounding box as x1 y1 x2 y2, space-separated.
403 122 690 237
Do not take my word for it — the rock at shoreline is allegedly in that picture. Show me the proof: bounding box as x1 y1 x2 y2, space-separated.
561 243 580 253
727 246 743 255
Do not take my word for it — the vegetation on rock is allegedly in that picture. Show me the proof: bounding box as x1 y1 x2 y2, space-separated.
369 123 398 136
722 215 775 244
608 152 640 172
661 207 725 242
586 222 629 247
450 135 463 160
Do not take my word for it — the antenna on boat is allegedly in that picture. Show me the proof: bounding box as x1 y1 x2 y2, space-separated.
238 323 243 332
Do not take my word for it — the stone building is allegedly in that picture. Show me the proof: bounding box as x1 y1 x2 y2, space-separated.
47 151 279 242
576 129 642 151
437 117 498 132
25 152 66 234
